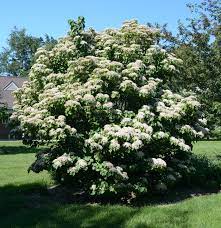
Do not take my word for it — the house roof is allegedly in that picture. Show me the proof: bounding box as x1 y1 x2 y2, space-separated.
0 76 28 109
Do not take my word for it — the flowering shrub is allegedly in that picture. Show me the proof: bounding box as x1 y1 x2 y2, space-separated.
12 17 209 198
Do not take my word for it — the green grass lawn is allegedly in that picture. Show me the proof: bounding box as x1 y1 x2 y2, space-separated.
193 141 221 162
1 141 221 227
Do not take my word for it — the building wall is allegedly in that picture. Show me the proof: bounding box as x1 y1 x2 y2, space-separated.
0 110 12 139
0 123 10 139
0 76 28 139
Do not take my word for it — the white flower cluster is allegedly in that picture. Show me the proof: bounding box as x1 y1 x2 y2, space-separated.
68 159 88 176
153 131 170 140
179 124 204 138
52 153 72 169
38 86 65 108
120 79 138 93
146 45 182 76
150 158 167 170
170 136 190 152
122 60 146 82
104 161 128 179
198 118 207 126
139 78 162 98
29 63 52 80
50 38 77 60
86 114 153 153
157 90 200 121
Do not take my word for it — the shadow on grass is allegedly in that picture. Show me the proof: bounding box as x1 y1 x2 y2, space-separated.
0 177 219 227
0 183 197 228
1 153 221 227
0 183 138 228
0 145 42 155
216 154 221 160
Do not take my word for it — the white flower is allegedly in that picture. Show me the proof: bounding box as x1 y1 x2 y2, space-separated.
91 184 96 191
82 94 96 104
140 78 162 97
154 131 169 139
123 142 132 149
68 166 77 175
96 93 109 102
100 136 108 145
170 137 190 151
132 140 143 150
52 153 72 169
76 159 87 168
168 65 176 71
104 161 114 169
111 91 120 99
109 139 120 151
120 80 138 92
198 118 207 126
121 118 132 125
103 102 113 109
121 171 129 179
136 112 145 120
150 158 167 169
65 100 81 108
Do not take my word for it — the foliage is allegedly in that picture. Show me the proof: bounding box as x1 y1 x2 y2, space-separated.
0 104 8 122
158 0 221 134
211 126 221 139
0 27 57 77
12 17 209 198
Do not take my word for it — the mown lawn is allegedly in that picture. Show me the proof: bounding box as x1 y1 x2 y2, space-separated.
193 140 221 164
0 141 221 228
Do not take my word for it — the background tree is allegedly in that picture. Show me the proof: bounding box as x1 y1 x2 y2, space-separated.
0 27 57 77
176 0 221 136
152 0 221 137
0 104 8 122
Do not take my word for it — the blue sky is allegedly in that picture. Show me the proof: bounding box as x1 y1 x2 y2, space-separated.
0 0 199 49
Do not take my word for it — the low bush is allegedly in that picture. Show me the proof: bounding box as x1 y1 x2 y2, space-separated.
211 126 221 140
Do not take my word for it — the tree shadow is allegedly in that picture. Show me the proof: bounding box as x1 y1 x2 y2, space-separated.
0 180 216 227
0 183 138 228
0 145 42 155
1 152 221 226
135 187 220 207
216 154 221 160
